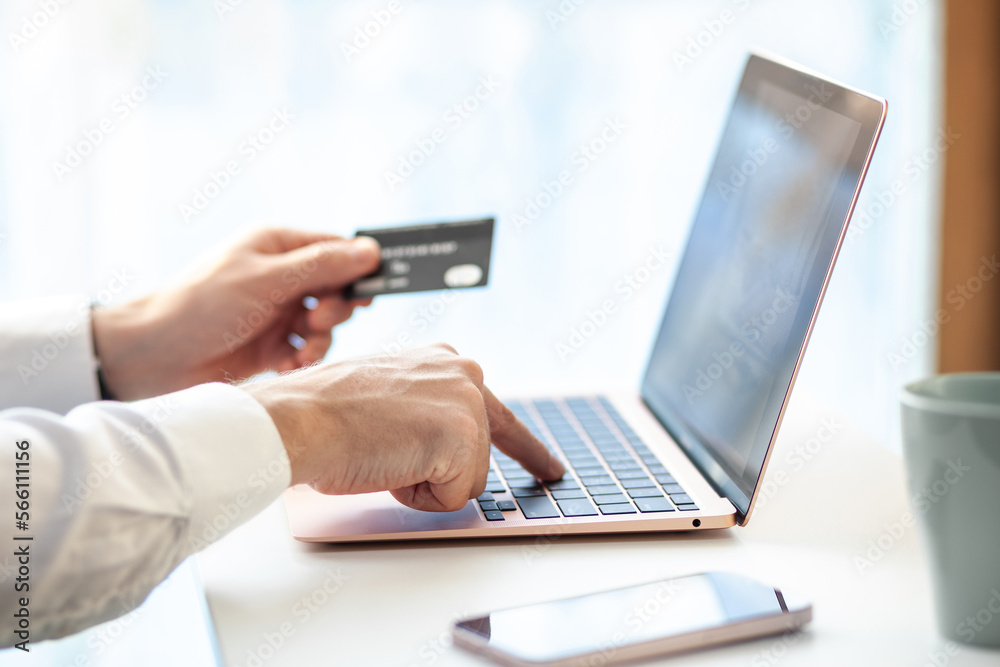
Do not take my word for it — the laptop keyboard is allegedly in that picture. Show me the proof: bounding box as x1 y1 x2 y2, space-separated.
477 397 698 521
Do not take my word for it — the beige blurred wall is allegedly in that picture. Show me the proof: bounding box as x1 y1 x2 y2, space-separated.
939 0 1000 372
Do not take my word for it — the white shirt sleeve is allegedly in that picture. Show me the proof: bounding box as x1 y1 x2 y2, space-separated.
0 299 291 649
0 295 100 413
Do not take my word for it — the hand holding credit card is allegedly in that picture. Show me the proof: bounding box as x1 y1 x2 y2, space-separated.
345 217 494 298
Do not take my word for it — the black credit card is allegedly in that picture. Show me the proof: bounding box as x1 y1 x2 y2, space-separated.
346 217 494 298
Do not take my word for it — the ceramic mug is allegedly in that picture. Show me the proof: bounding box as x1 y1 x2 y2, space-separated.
901 373 1000 647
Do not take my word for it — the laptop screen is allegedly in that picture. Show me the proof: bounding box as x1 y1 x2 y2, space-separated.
640 55 885 522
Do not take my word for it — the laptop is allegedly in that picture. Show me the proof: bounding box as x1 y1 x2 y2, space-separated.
285 53 887 543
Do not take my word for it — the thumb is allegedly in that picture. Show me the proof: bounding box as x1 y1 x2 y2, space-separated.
270 237 381 295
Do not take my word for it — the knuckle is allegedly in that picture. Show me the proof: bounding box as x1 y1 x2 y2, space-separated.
432 341 458 355
455 357 484 384
469 478 487 499
454 411 482 444
455 383 486 417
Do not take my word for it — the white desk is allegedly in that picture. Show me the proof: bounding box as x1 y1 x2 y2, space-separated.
197 391 1000 666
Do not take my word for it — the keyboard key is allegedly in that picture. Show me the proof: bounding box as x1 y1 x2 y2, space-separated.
620 477 657 489
551 488 587 500
479 501 499 512
485 481 507 493
545 479 581 491
477 492 494 502
599 503 638 515
669 494 695 505
677 504 700 511
567 456 600 469
580 474 615 487
654 473 677 485
615 469 650 480
556 498 599 517
662 484 686 495
627 487 664 499
484 510 505 521
585 484 620 496
635 497 676 513
511 485 548 498
503 469 535 481
646 464 668 475
574 466 607 478
602 455 634 465
497 500 517 511
517 496 561 519
566 450 599 461
592 493 630 505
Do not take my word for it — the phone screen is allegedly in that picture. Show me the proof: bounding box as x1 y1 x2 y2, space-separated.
455 572 800 664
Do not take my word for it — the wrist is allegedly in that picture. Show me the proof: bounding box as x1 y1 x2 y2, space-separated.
241 382 316 487
91 295 162 401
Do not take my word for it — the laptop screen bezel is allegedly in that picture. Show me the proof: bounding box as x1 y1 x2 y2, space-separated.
639 53 887 526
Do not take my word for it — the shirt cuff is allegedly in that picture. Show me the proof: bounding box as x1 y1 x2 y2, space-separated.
129 382 290 548
0 295 99 413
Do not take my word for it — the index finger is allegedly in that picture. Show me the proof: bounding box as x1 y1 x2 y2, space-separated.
481 386 565 481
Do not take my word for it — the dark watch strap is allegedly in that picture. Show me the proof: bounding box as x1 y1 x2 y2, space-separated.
96 367 117 401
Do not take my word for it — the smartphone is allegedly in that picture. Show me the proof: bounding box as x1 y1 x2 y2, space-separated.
452 572 811 667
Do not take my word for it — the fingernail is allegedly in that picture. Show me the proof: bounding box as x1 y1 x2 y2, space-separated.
352 236 381 262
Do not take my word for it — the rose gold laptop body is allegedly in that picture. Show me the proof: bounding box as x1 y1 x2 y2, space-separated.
285 53 887 543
